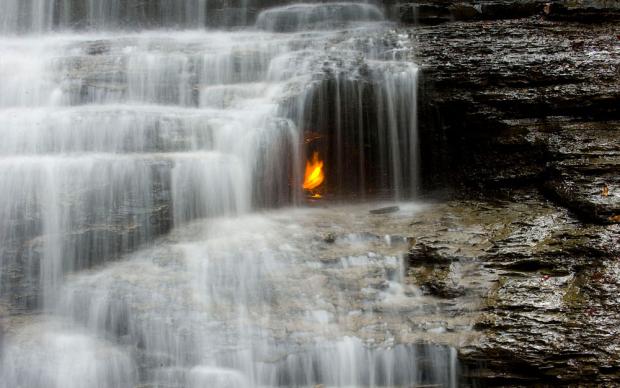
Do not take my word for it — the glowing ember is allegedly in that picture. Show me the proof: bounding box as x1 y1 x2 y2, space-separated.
303 152 325 191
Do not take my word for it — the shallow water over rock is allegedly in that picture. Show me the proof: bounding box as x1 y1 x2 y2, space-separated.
0 1 438 386
2 204 468 387
0 22 420 308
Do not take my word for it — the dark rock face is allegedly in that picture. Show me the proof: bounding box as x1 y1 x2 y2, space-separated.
400 4 619 384
392 0 547 25
541 119 620 224
544 0 620 22
412 16 619 224
396 3 455 25
390 0 620 25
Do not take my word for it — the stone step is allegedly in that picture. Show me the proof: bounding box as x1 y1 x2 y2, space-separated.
255 2 385 32
0 151 258 309
0 104 293 154
0 32 329 107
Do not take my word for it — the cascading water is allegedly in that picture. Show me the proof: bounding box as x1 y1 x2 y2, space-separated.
0 1 459 387
1 0 210 32
287 62 419 198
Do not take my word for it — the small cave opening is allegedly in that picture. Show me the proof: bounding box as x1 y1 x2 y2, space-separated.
292 68 423 201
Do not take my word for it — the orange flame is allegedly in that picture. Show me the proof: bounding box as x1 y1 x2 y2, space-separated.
303 152 325 191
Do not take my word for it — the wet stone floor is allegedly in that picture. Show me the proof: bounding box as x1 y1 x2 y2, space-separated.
2 190 619 386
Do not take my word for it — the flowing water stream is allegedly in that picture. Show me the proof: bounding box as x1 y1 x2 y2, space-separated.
0 1 461 387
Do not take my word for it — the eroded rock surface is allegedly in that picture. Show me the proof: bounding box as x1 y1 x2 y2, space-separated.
402 192 620 384
397 8 619 383
285 192 620 384
408 15 619 224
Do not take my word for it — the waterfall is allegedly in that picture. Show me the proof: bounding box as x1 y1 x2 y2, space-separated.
0 2 449 387
0 31 306 308
0 0 210 32
286 61 419 198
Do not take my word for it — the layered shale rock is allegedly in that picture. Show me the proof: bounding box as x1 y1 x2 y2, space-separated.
395 6 620 384
409 15 619 224
403 192 620 384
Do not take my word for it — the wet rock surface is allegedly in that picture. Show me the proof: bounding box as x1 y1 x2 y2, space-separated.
1 2 618 386
389 0 620 24
404 192 620 384
2 194 617 384
215 190 616 385
400 8 619 383
408 15 619 225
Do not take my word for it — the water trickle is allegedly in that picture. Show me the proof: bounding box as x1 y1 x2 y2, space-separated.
288 60 419 198
0 2 455 387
